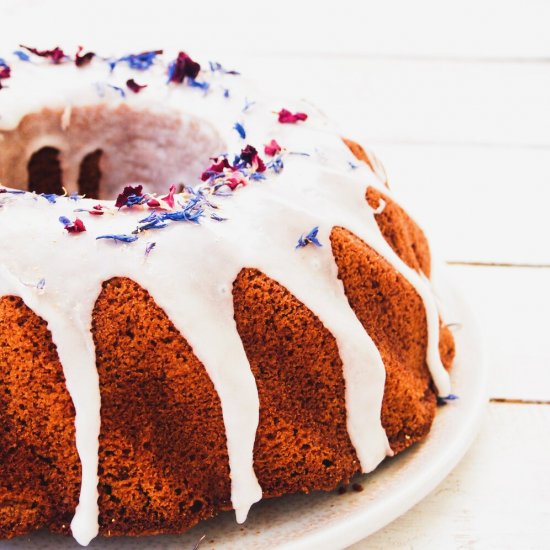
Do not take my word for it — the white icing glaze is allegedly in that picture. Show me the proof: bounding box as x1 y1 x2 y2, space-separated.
0 50 451 545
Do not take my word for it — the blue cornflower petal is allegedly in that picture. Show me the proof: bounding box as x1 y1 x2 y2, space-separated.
13 50 30 61
242 98 255 113
188 78 210 92
249 172 266 181
96 234 139 243
267 156 284 174
108 84 126 98
145 242 156 257
436 394 459 406
110 50 162 72
296 226 322 249
210 212 227 222
41 193 58 204
233 122 246 139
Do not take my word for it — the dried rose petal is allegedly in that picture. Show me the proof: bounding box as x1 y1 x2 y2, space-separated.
89 204 105 215
278 108 308 124
115 184 144 208
75 46 95 67
264 139 282 156
201 157 232 181
20 45 66 64
225 173 247 191
168 51 201 84
126 78 148 93
240 145 266 173
160 184 177 208
62 217 86 233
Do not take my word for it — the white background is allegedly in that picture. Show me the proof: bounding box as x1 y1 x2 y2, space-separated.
2 1 550 547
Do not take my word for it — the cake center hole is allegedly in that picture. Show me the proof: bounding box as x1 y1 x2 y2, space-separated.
3 105 225 200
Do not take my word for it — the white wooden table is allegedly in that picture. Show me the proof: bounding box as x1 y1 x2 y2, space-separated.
2 0 550 547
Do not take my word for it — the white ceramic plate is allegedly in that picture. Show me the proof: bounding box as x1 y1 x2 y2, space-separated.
1 267 487 550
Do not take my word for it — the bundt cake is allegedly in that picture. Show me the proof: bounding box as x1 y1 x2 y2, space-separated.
0 47 455 545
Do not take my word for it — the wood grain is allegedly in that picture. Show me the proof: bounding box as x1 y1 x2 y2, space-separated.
350 403 550 549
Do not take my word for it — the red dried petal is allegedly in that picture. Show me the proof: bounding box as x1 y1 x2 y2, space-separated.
126 78 148 93
160 184 177 208
201 157 231 181
65 218 86 233
115 184 143 208
75 46 95 67
264 139 282 156
239 145 259 164
278 108 308 124
240 145 266 172
21 45 66 64
225 174 247 191
0 66 10 79
169 51 201 84
89 205 105 215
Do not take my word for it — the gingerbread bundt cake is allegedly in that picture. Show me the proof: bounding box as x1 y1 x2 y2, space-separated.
0 47 455 545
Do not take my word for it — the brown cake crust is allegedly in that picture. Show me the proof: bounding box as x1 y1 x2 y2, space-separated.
0 296 80 539
0 137 455 540
92 277 231 536
233 269 360 497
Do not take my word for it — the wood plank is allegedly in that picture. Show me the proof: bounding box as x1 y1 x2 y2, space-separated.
4 8 550 146
4 0 550 59
350 402 550 549
232 57 550 148
369 144 550 264
444 264 550 401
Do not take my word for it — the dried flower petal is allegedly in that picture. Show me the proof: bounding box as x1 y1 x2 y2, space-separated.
59 216 86 233
296 226 322 249
161 184 177 208
267 156 284 174
0 59 10 80
188 78 210 92
13 50 30 61
223 174 247 191
201 157 232 181
168 51 201 84
110 50 163 71
20 45 66 64
115 184 144 208
75 46 95 67
264 139 282 156
96 234 139 243
108 84 126 98
41 193 59 204
126 78 148 93
437 394 459 406
278 108 308 124
240 145 266 172
233 122 246 139
208 61 240 75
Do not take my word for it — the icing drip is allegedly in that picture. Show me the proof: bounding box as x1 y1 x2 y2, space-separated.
0 49 451 544
0 266 101 546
